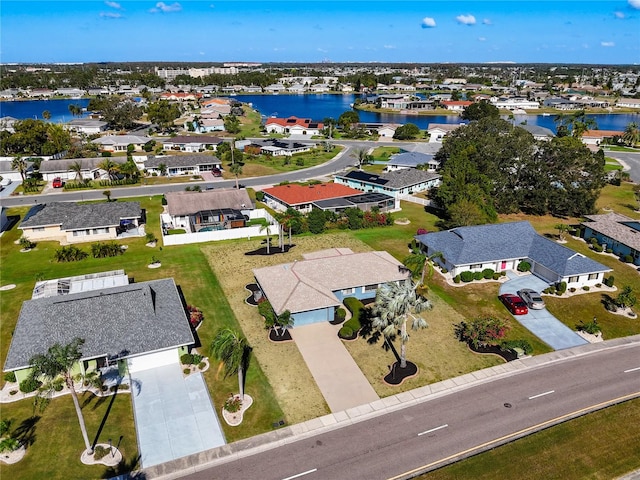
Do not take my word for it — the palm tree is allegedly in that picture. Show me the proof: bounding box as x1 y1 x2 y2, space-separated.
210 328 251 400
259 223 272 254
354 147 372 169
623 122 639 147
403 248 442 288
372 280 431 369
229 162 243 190
69 161 83 182
98 158 119 180
276 310 294 337
28 338 93 454
11 156 28 182
158 163 168 176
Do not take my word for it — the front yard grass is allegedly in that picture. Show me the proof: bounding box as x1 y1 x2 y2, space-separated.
420 398 640 480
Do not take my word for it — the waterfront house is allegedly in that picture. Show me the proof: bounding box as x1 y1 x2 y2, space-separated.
264 116 324 136
92 135 154 152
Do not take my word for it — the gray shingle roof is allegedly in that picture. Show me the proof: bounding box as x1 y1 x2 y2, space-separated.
38 157 126 174
162 135 223 145
165 189 253 216
388 152 434 168
582 213 640 251
339 169 441 190
4 278 194 371
145 155 220 168
19 201 141 230
416 221 610 277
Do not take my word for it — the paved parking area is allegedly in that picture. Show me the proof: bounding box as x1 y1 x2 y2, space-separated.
130 363 226 468
290 322 380 412
500 273 588 350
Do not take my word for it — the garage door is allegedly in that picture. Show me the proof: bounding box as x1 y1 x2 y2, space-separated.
127 349 179 373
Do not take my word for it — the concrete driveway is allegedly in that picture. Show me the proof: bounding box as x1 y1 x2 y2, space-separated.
130 363 226 468
500 273 588 350
290 322 380 412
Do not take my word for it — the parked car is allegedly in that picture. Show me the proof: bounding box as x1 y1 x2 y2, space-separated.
499 293 529 315
52 177 63 188
211 168 222 177
517 288 545 310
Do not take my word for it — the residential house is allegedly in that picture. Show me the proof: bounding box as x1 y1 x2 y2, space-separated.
440 100 473 111
581 130 624 147
0 116 19 133
427 123 464 143
159 92 202 102
0 159 35 182
518 124 555 141
92 135 154 152
582 213 640 266
264 84 287 94
247 139 313 157
334 169 442 200
253 248 410 326
163 189 253 233
311 192 398 213
161 135 224 153
386 152 439 172
64 119 109 135
261 183 365 213
196 118 225 133
415 221 611 288
3 272 195 383
616 98 640 109
264 117 324 136
490 97 540 110
38 157 128 182
19 201 144 244
144 154 222 176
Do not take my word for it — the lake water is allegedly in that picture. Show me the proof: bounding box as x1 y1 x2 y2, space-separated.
2 96 639 133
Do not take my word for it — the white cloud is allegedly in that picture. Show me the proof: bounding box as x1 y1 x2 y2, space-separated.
614 11 625 19
384 45 396 49
456 14 476 25
482 18 491 25
421 17 436 28
478 37 486 41
105 1 121 9
149 2 182 13
100 12 123 18
629 0 640 9
317 48 328 53
601 41 615 47
199 51 205 55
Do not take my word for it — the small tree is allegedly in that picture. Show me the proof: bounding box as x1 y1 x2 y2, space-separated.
616 286 637 309
276 310 294 337
210 329 251 400
554 223 567 242
455 317 511 348
102 190 112 202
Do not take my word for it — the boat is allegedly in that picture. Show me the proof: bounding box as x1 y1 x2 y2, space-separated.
542 113 550 116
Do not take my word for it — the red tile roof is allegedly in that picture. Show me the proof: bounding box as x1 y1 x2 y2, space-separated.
582 130 624 138
263 183 362 206
441 101 473 106
265 116 324 129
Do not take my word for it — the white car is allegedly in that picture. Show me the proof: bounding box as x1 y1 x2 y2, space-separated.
0 177 11 186
517 289 545 310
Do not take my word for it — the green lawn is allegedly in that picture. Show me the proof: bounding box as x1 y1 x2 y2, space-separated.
420 398 640 480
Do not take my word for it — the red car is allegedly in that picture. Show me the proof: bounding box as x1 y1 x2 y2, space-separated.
499 293 529 315
52 177 63 188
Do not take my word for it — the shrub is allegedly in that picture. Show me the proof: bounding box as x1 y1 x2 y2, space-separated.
338 326 353 339
19 377 42 393
582 286 590 291
161 196 168 205
604 276 615 287
167 229 186 235
589 237 598 246
453 275 461 284
342 297 364 334
556 281 567 294
500 339 533 356
0 438 20 453
146 232 157 243
517 261 531 272
54 245 88 262
19 236 34 249
336 307 346 321
416 228 428 235
186 305 204 328
0 420 10 437
595 283 602 288
473 271 483 281
577 318 601 335
492 273 501 280
259 299 276 328
623 254 634 263
224 394 242 413
441 268 448 274
180 353 204 365
198 362 206 370
482 268 494 279
183 368 191 375
52 378 64 392
3 371 16 383
101 151 112 157
91 242 124 258
255 191 264 201
606 248 613 254
455 317 510 348
569 287 576 293
593 244 603 253
460 271 474 282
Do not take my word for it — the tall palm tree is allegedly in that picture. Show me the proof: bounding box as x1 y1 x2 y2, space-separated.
354 147 372 169
69 161 83 182
623 122 639 147
98 158 119 180
229 162 243 190
210 328 251 400
29 338 93 454
403 248 442 288
259 223 272 254
11 156 28 181
372 280 431 369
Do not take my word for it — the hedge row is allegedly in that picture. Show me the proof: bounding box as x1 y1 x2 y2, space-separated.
339 297 364 339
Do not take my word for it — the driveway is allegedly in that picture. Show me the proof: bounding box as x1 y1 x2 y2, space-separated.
130 363 226 468
500 273 588 350
290 322 380 412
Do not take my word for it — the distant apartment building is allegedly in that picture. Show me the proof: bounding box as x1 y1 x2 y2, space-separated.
155 66 239 81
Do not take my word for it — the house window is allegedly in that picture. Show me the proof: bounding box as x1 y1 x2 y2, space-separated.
364 284 378 292
73 229 90 237
342 287 355 295
32 227 44 232
470 264 482 270
93 227 108 234
588 273 599 280
568 276 579 283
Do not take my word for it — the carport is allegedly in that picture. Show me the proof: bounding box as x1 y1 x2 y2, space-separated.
500 273 588 350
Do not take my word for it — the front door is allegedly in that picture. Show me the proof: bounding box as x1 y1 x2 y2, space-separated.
501 261 507 270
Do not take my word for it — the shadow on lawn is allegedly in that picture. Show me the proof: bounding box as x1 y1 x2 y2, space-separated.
245 243 296 256
12 415 40 447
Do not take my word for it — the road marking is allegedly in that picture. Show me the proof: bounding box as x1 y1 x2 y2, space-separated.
386 390 640 480
418 424 449 436
282 468 317 480
624 367 640 373
529 390 555 400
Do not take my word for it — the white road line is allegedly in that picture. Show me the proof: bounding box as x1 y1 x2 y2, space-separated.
418 424 449 436
624 366 640 373
282 468 317 480
529 390 555 400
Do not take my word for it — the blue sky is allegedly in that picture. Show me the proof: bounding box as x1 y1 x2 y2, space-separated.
1 1 639 64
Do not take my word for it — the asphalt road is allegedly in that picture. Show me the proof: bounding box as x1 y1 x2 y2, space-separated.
180 344 640 480
607 150 640 182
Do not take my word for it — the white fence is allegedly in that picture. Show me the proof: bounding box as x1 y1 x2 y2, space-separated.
161 209 281 246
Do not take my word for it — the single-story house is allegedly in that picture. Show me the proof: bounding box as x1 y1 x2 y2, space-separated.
581 130 625 146
312 192 398 213
261 183 364 213
19 201 144 244
440 101 473 111
161 135 224 153
38 157 128 182
264 117 324 136
0 159 35 182
616 98 640 109
518 124 555 141
92 135 154 152
246 139 313 157
415 221 611 288
163 188 253 233
64 119 109 135
253 248 410 325
582 212 640 266
334 169 442 200
3 273 195 383
144 154 222 176
427 123 464 143
386 152 439 172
